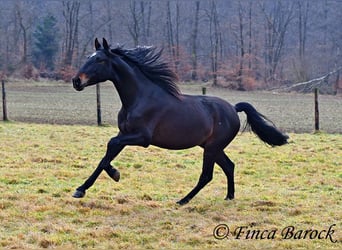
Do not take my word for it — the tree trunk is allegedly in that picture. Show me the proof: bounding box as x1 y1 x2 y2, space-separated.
129 1 139 46
62 0 80 66
175 2 180 74
297 0 309 82
191 1 200 81
209 1 220 86
237 1 245 90
261 1 294 84
166 1 174 58
248 1 252 71
15 4 30 64
105 0 113 42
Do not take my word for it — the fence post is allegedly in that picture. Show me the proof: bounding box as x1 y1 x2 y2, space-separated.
96 83 102 126
202 87 206 95
314 88 319 132
2 80 8 121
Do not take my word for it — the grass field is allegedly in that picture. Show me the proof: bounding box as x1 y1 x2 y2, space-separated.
0 122 341 249
2 79 342 133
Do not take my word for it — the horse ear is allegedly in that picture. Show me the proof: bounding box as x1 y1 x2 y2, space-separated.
95 38 101 50
103 38 109 50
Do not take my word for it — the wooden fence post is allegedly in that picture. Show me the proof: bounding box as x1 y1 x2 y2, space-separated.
314 88 319 132
2 80 8 121
96 84 102 126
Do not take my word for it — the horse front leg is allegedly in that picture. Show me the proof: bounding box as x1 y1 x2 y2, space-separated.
73 131 151 198
72 138 125 198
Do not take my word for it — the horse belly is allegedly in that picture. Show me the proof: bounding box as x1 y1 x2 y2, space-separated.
151 138 199 150
151 112 212 150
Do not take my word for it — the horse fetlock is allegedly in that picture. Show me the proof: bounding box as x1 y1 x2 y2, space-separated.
105 166 120 182
111 169 120 182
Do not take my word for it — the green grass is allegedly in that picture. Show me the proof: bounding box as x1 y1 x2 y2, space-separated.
0 122 341 249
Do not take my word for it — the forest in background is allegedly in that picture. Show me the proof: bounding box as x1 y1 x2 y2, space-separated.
0 0 341 93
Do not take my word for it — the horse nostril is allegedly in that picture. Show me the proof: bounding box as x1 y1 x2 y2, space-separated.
72 77 80 84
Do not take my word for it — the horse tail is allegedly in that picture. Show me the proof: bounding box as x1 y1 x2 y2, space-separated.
235 102 289 146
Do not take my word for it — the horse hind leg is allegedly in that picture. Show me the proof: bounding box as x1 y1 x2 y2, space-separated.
177 150 215 205
216 151 235 200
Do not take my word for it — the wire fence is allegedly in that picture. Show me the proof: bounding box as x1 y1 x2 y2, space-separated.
1 79 342 134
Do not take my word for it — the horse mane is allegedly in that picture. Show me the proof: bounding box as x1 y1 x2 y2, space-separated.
111 46 181 98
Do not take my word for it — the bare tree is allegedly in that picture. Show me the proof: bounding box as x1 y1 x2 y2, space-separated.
128 0 140 46
261 1 294 84
0 0 340 90
127 1 152 46
191 1 200 81
166 1 174 57
247 0 253 71
236 1 245 90
14 2 34 64
62 0 80 66
208 1 220 86
296 0 309 82
105 0 113 42
165 1 181 74
175 2 180 73
139 1 152 44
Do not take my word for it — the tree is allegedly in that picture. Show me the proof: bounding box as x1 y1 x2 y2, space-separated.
296 0 309 82
237 1 246 90
127 1 152 47
14 2 34 64
32 14 59 70
208 1 220 86
62 0 80 66
261 1 294 84
0 0 340 89
165 1 180 73
128 0 140 46
191 1 200 81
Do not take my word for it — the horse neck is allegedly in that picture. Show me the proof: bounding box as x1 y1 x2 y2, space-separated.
110 58 152 109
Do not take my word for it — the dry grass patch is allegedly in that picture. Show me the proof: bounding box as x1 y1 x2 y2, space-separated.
0 122 341 249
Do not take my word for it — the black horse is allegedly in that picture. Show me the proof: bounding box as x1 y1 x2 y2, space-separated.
72 38 288 205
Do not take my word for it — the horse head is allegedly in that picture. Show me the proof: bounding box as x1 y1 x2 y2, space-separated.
72 38 113 91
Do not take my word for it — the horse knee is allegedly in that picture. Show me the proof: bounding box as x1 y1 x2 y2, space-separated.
104 138 124 161
107 137 120 149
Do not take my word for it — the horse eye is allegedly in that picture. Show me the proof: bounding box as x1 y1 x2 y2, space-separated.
94 57 103 62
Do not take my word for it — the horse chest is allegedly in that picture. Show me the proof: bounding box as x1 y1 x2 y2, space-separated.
118 110 149 134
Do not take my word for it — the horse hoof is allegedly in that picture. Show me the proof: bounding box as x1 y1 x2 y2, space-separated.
176 199 189 206
72 190 85 198
111 170 120 182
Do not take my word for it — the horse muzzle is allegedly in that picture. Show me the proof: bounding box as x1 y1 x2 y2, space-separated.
72 77 84 91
